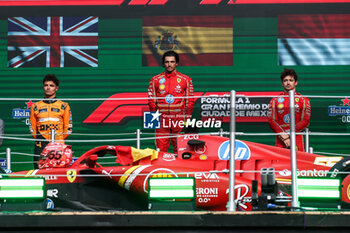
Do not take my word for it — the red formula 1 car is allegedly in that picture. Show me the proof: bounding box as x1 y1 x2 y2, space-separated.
11 134 350 211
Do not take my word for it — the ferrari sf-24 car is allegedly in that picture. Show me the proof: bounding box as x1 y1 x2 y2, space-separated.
11 134 350 211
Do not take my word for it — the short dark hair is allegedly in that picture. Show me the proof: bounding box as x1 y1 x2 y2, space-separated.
162 50 179 64
43 74 59 86
280 68 298 82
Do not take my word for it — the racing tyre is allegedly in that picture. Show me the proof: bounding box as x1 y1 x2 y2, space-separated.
327 157 350 209
327 157 350 180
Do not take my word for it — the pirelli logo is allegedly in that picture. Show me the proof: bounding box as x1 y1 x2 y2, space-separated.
118 165 151 190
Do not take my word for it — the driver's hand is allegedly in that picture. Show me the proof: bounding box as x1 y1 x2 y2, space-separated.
283 138 291 148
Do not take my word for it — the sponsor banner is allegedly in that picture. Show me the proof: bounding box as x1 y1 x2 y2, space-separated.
84 91 279 124
218 140 251 160
278 168 328 177
278 14 350 65
12 108 30 119
328 106 350 116
47 189 59 198
196 187 218 199
11 101 33 126
195 172 220 183
200 92 277 122
328 98 350 124
225 184 250 210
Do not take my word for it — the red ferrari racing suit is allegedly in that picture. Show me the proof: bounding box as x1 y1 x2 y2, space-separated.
268 92 311 151
148 71 194 153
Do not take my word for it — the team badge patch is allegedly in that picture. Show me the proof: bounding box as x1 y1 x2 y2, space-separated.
175 84 182 93
67 169 77 183
165 94 174 104
284 114 290 123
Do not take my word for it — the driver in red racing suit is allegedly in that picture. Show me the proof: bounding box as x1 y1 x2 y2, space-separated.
268 69 311 151
148 51 194 153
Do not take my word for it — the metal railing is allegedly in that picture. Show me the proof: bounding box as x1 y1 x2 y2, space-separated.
1 93 350 212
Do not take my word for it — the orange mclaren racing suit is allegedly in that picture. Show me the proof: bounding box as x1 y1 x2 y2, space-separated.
30 99 72 167
268 92 311 151
148 71 194 153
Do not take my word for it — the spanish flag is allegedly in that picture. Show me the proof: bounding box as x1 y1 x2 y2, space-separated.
142 16 233 66
116 146 158 165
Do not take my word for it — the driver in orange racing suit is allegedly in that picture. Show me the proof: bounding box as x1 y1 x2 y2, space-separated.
148 51 194 153
268 69 311 151
30 74 72 168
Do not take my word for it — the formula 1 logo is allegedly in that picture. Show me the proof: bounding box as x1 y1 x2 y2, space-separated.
83 92 279 124
218 140 251 160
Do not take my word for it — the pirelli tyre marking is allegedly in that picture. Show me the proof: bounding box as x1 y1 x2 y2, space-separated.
124 165 151 190
118 166 140 187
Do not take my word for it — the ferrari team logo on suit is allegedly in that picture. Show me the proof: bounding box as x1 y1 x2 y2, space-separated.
67 169 77 183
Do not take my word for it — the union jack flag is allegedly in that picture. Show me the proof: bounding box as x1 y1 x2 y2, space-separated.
8 16 98 68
